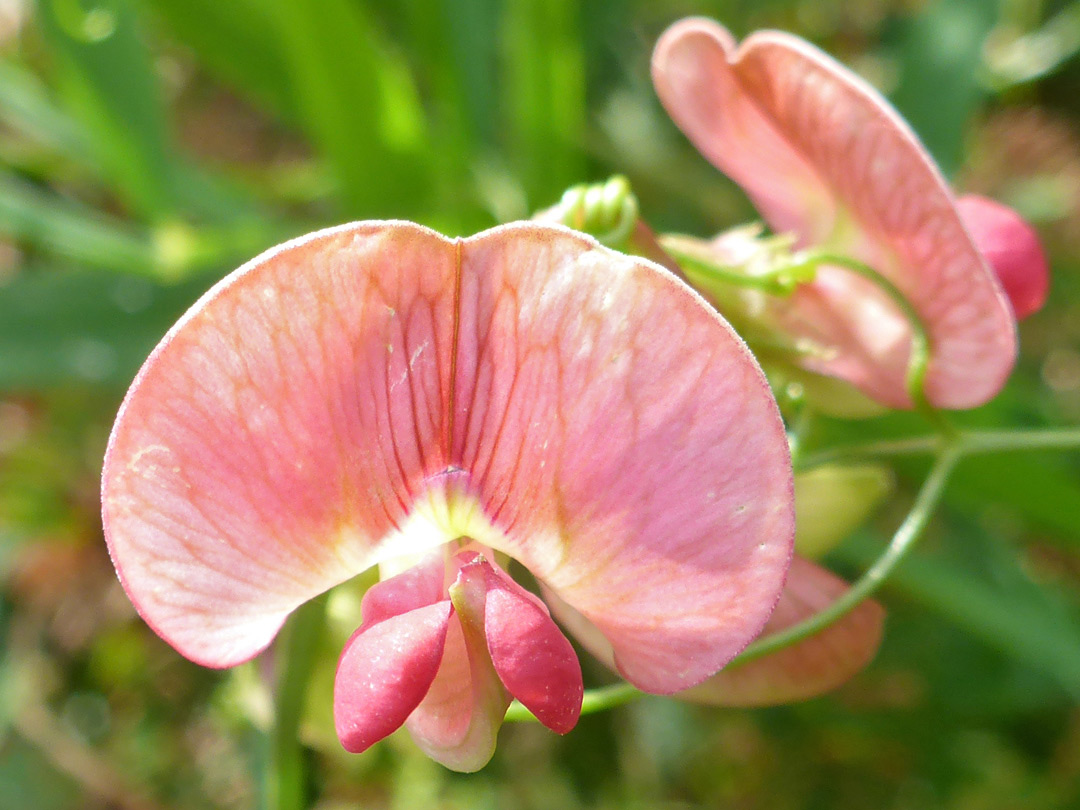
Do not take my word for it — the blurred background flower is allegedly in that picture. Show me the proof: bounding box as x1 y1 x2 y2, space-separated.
2 1 1080 808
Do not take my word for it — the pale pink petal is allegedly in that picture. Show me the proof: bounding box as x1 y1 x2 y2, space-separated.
653 19 1017 408
545 556 883 705
334 600 452 753
404 611 510 772
404 555 510 772
957 195 1049 319
460 555 583 733
457 225 792 694
679 557 884 705
104 221 792 699
102 222 459 667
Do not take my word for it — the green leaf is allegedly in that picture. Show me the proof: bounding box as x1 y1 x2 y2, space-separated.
261 0 430 217
500 0 586 208
887 0 997 178
135 0 295 118
0 264 209 389
36 0 180 217
836 530 1080 699
36 0 263 222
0 60 92 162
0 171 156 275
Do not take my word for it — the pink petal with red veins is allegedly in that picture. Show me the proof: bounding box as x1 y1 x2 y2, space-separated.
462 556 582 733
653 19 1017 408
103 220 792 699
956 195 1049 320
334 600 452 753
678 556 884 705
456 225 792 694
102 222 459 667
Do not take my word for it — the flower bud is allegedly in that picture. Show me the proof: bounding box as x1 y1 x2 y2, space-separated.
794 464 894 559
957 195 1049 319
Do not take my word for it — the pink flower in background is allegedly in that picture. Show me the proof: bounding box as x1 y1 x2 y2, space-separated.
652 18 1047 409
101 220 796 770
955 194 1050 320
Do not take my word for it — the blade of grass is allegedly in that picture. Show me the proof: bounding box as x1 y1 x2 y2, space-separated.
0 264 211 389
0 172 156 274
262 0 430 217
37 0 264 222
836 531 1080 700
36 0 180 218
134 0 295 118
0 60 92 161
500 0 586 209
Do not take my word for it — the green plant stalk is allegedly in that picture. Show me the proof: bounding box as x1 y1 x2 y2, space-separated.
505 682 643 723
663 242 949 429
505 444 964 723
797 426 1080 471
264 594 327 810
664 245 808 295
731 444 961 665
794 251 944 426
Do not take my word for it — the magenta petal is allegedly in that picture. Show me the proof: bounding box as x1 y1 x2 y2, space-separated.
334 600 452 753
652 19 1017 408
465 558 583 733
957 195 1049 319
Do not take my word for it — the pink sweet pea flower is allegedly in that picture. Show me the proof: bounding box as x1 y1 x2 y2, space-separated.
101 220 796 771
652 18 1034 409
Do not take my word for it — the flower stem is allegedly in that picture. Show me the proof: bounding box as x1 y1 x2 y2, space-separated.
265 594 326 810
796 425 1080 471
504 682 644 723
732 445 961 666
798 251 941 421
513 444 961 719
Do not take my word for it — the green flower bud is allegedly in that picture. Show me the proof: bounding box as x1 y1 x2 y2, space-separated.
794 464 894 558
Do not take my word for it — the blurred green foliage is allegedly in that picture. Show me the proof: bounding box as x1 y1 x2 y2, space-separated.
2 0 1080 807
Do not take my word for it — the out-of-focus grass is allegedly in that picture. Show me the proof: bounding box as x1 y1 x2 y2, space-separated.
2 0 1080 808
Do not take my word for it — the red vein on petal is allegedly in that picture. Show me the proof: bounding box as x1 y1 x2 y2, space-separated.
446 238 463 467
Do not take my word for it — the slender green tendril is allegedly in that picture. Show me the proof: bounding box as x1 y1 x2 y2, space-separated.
730 444 961 666
797 426 1080 471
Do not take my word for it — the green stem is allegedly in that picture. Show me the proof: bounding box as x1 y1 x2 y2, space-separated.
731 444 962 666
797 425 1080 471
504 682 644 723
800 251 940 422
265 594 326 810
963 426 1080 453
507 445 963 722
664 241 953 430
665 244 812 295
